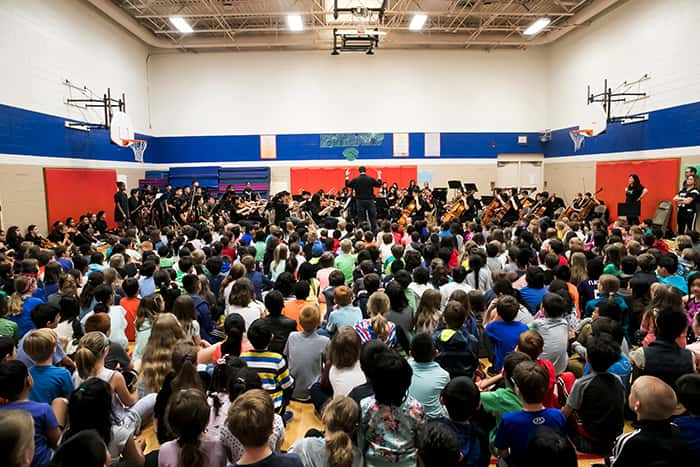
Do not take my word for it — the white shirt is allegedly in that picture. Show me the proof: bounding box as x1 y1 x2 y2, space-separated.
80 305 128 349
225 302 264 331
439 281 474 308
329 361 366 397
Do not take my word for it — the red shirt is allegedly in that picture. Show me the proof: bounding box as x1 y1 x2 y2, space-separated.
119 296 141 341
537 358 559 408
222 246 236 261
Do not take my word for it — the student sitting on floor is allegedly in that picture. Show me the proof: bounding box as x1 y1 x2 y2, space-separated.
673 373 700 461
408 332 450 420
609 375 689 466
493 360 567 467
562 333 625 454
23 329 72 404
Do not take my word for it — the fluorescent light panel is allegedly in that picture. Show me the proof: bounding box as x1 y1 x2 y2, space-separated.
409 14 427 31
523 17 551 36
287 14 304 31
169 16 193 33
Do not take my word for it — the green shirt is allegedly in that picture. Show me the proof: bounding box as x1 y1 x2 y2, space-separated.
159 257 175 269
254 241 266 262
335 253 356 285
0 318 19 342
480 386 523 445
603 263 621 277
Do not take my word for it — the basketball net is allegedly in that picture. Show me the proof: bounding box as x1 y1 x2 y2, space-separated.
125 139 147 163
569 129 593 152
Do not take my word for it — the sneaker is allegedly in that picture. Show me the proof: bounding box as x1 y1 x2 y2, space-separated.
282 410 294 424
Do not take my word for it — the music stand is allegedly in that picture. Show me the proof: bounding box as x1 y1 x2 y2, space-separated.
448 180 463 189
617 203 640 219
463 183 478 193
292 195 304 202
433 188 447 204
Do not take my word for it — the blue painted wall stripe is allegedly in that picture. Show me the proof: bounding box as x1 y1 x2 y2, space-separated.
1 101 699 163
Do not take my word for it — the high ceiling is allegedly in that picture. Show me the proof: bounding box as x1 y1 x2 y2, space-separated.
89 0 624 51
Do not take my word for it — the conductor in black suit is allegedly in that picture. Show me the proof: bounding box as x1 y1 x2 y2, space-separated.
345 166 382 231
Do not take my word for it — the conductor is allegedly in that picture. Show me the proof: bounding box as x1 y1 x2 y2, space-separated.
345 166 382 231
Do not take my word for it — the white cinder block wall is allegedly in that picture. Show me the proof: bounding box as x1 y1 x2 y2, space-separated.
547 0 700 130
0 0 150 133
147 49 550 136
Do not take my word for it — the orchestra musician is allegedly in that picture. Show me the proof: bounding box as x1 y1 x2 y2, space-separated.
113 181 129 228
242 181 258 202
674 173 699 234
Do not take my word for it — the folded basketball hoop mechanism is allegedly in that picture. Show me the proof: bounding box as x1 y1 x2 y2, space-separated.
123 139 147 163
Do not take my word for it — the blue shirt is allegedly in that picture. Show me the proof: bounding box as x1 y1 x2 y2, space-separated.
485 320 529 372
673 415 700 459
493 408 567 466
584 352 632 392
0 400 59 467
658 274 689 294
519 286 547 312
29 365 73 403
138 276 156 297
326 306 363 333
408 360 450 419
8 296 45 338
16 332 67 369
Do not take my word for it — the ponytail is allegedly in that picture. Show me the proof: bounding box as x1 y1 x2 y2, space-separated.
321 396 359 467
74 332 108 379
165 389 209 467
370 313 388 342
221 325 242 357
171 340 203 393
326 431 354 467
8 276 32 316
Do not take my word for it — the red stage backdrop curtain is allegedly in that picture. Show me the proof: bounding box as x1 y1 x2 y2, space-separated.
595 159 679 224
44 168 117 229
290 166 417 195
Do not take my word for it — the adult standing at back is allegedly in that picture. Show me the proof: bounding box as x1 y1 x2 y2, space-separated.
345 166 382 231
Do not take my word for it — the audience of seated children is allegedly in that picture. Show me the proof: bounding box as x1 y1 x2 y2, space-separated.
485 296 529 373
284 305 329 402
408 332 450 420
359 348 425 467
0 360 61 467
16 304 73 371
530 293 570 375
434 301 479 378
493 360 567 466
609 375 689 466
562 333 625 454
438 376 491 466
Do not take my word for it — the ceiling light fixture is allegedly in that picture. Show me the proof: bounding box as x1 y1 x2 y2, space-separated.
523 17 551 36
169 16 194 34
409 14 428 31
287 14 304 32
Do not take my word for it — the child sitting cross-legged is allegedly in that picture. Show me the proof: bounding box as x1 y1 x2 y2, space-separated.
561 333 625 454
493 360 567 466
485 295 528 374
609 375 689 466
530 292 570 375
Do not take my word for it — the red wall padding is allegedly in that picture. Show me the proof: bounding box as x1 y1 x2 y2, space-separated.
44 168 117 229
291 166 417 194
595 159 679 223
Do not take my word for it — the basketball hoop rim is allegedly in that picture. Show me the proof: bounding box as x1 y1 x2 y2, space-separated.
570 129 594 137
122 138 146 146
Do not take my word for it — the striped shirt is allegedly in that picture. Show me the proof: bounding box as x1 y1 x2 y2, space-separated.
240 349 294 408
354 319 397 347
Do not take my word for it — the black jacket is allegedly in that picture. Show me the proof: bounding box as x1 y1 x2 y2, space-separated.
345 173 381 200
261 315 297 354
610 419 689 467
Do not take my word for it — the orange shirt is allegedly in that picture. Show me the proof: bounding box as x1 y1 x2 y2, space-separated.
566 282 581 318
283 299 307 331
120 296 141 341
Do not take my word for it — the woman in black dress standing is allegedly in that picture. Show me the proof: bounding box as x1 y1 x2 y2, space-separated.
625 174 648 225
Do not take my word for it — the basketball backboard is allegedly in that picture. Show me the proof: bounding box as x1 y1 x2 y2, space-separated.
110 111 134 147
